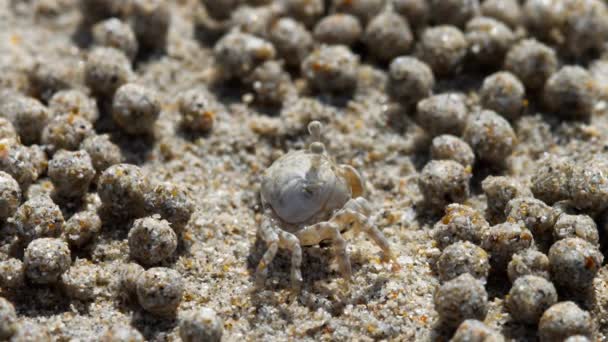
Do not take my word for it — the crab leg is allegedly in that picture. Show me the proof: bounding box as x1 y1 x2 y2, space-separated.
279 231 303 289
296 222 352 281
255 216 280 288
334 198 393 261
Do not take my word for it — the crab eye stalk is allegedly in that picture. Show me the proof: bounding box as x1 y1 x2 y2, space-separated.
308 120 322 141
310 142 325 154
308 121 325 154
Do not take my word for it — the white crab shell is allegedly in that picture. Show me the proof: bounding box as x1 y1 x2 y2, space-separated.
261 150 352 226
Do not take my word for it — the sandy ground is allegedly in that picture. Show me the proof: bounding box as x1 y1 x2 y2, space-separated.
1 0 608 341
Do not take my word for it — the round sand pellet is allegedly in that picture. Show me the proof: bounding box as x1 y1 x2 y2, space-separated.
24 238 71 284
179 308 223 342
136 267 184 316
128 216 177 266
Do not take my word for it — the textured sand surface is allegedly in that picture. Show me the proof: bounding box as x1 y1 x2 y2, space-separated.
1 1 608 341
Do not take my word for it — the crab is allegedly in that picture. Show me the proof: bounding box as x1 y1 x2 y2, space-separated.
256 121 393 289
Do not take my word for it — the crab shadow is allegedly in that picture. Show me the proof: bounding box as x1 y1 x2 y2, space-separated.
3 283 79 318
246 236 365 292
129 307 179 341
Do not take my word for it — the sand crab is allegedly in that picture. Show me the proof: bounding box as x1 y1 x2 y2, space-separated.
256 121 393 289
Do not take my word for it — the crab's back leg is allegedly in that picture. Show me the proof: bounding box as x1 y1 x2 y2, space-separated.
335 198 393 261
296 222 352 281
255 215 280 288
279 230 303 289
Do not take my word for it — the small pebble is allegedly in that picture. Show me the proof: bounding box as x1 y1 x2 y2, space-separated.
480 72 525 121
230 5 278 38
553 214 599 246
416 93 468 137
301 45 359 94
465 17 515 66
430 0 479 28
430 135 474 168
434 273 488 328
462 109 517 166
24 237 71 284
269 18 313 69
0 117 18 143
480 0 522 28
200 0 239 20
522 0 562 40
245 60 292 105
136 267 184 316
2 96 51 145
42 114 94 152
0 171 21 221
559 0 608 57
284 0 325 28
436 241 490 282
145 181 194 231
450 319 505 342
100 324 144 342
392 0 429 29
49 89 99 123
80 134 123 173
506 275 558 324
417 25 468 76
331 0 384 24
119 262 145 295
25 179 55 201
505 197 558 249
418 160 471 210
132 0 170 51
85 47 133 98
179 307 223 342
0 258 25 288
213 31 276 80
177 88 217 133
313 14 362 47
531 154 574 205
504 39 558 90
482 222 534 271
548 237 603 293
28 59 80 102
92 18 139 61
98 163 150 220
569 155 608 213
0 141 39 189
26 144 48 177
543 66 596 122
0 297 17 340
63 210 102 248
61 263 99 300
482 176 532 224
507 249 550 283
433 204 490 249
363 12 413 63
48 150 96 199
538 302 593 342
112 83 161 135
12 195 64 244
388 56 435 106
128 215 178 266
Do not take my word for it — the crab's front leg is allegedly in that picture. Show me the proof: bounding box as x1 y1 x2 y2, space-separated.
335 197 393 261
278 230 303 289
296 222 353 281
255 215 280 288
255 216 304 289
